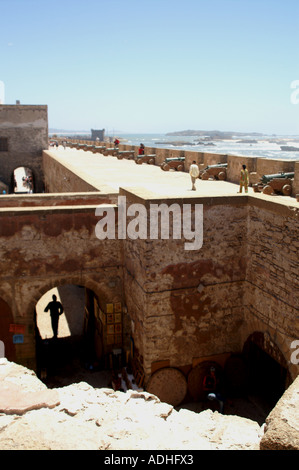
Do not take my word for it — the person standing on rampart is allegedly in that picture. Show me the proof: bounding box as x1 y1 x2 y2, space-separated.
189 160 200 190
238 164 249 193
138 143 145 155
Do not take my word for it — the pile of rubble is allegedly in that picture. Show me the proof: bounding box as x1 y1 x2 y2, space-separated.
0 359 298 450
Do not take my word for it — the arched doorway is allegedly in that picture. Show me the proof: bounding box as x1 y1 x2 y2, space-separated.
13 166 34 193
0 298 16 361
243 332 289 411
34 284 110 388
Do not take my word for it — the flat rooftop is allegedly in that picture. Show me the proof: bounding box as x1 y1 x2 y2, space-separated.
47 148 299 208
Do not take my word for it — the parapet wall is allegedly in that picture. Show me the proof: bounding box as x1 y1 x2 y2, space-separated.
61 138 299 197
43 151 98 193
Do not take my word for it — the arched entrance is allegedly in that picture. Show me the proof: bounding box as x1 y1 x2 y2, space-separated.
34 284 111 388
242 332 289 410
13 166 34 193
0 297 16 361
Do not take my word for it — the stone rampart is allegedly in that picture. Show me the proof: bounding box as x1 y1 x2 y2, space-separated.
63 138 299 196
0 190 297 379
119 189 298 383
0 192 118 208
43 151 99 193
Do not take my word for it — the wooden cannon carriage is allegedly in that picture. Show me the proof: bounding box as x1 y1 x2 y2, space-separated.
135 154 156 165
92 145 106 154
199 163 227 180
253 172 294 196
161 157 185 171
66 141 76 148
116 150 136 160
103 147 119 156
83 144 94 152
75 143 87 150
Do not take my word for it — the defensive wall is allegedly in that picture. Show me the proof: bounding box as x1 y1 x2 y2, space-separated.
60 138 299 197
0 178 298 402
0 115 298 408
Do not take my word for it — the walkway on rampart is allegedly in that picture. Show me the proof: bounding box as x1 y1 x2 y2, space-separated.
47 147 299 208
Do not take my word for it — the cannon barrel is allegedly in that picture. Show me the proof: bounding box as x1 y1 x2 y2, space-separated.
261 172 294 184
164 157 185 162
203 163 228 170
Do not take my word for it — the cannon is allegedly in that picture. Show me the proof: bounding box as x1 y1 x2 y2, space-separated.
103 147 119 156
83 144 94 152
117 150 136 160
199 163 227 180
92 145 106 154
66 141 76 148
135 154 156 165
161 157 185 171
253 172 294 196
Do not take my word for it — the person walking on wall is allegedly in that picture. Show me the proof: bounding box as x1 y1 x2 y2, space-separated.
189 160 200 190
238 164 249 193
44 294 64 339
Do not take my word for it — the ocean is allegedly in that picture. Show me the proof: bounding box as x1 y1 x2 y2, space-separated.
114 133 299 161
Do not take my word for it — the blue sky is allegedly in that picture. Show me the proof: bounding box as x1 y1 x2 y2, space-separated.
1 0 298 134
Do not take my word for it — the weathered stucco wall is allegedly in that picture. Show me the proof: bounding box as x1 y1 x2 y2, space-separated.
43 151 99 193
120 189 298 382
242 200 299 380
0 105 48 192
0 203 122 370
0 187 297 384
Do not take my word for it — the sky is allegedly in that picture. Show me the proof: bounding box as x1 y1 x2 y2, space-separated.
0 0 299 135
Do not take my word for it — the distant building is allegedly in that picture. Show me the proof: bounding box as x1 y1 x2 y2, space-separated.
91 129 105 141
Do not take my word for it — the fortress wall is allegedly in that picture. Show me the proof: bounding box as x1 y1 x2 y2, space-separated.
256 158 296 177
43 151 99 193
293 161 299 197
0 187 297 377
203 152 227 166
227 154 257 183
120 189 298 381
121 190 249 377
243 200 299 380
64 139 299 196
0 204 122 369
0 192 117 208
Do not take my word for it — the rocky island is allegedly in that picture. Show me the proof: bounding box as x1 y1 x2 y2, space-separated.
280 146 299 151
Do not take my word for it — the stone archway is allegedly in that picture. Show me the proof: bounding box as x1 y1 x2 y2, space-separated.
30 276 123 388
0 297 16 361
12 166 35 194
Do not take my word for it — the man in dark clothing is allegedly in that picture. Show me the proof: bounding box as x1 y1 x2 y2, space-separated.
44 294 64 339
